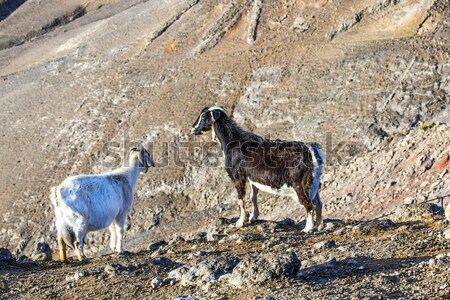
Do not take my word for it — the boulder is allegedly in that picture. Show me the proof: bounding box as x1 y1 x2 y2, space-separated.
324 222 338 231
219 233 263 244
297 256 338 279
313 240 336 250
206 225 220 242
352 219 396 234
168 256 240 286
14 239 27 258
428 253 450 268
169 236 185 245
300 254 337 270
17 255 35 265
104 264 122 276
151 277 162 289
0 248 14 262
66 270 87 282
148 241 168 251
228 252 301 287
31 242 52 261
392 203 444 223
443 229 450 240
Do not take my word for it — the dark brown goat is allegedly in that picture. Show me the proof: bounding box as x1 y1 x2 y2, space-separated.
191 106 324 232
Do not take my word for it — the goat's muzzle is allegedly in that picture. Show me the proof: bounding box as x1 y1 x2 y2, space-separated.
191 128 202 135
149 159 156 168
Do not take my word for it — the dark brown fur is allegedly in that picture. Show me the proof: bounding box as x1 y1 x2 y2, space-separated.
215 118 316 211
192 107 323 229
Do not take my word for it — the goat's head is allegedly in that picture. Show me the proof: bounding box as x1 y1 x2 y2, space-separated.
130 147 155 173
191 106 225 135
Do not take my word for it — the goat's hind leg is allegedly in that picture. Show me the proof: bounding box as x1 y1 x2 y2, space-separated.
249 185 259 223
57 231 69 263
293 189 315 233
73 223 89 262
74 240 89 262
313 193 324 230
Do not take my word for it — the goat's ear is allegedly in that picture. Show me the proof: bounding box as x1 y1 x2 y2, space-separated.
210 110 221 121
138 147 145 164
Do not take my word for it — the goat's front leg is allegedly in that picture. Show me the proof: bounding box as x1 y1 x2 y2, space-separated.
234 180 248 228
114 215 127 254
109 221 117 252
249 184 259 223
302 209 315 233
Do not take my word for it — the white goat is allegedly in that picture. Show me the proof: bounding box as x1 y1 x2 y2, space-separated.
50 147 155 262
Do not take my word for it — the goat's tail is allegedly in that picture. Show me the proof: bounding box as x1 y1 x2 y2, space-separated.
307 143 324 201
309 143 324 166
50 186 58 207
50 185 66 209
50 185 76 249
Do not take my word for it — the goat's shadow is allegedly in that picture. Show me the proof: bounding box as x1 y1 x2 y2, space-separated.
0 259 68 274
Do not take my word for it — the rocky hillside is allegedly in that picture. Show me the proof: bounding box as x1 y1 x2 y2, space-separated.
1 204 450 299
0 0 449 267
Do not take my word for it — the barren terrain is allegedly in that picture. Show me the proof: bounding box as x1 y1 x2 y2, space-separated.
0 0 449 298
1 205 450 299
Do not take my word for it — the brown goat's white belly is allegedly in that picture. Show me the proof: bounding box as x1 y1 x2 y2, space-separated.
248 179 296 196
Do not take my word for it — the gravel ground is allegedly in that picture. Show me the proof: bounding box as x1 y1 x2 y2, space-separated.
1 207 450 299
0 0 449 281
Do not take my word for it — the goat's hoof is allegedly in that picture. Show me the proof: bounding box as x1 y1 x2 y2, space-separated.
301 227 314 233
249 216 258 224
235 220 246 228
60 259 70 264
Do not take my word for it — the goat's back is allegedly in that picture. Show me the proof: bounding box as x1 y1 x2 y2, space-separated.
226 139 320 190
232 140 313 168
56 174 133 231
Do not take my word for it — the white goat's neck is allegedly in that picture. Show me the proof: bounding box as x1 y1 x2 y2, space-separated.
119 156 141 189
